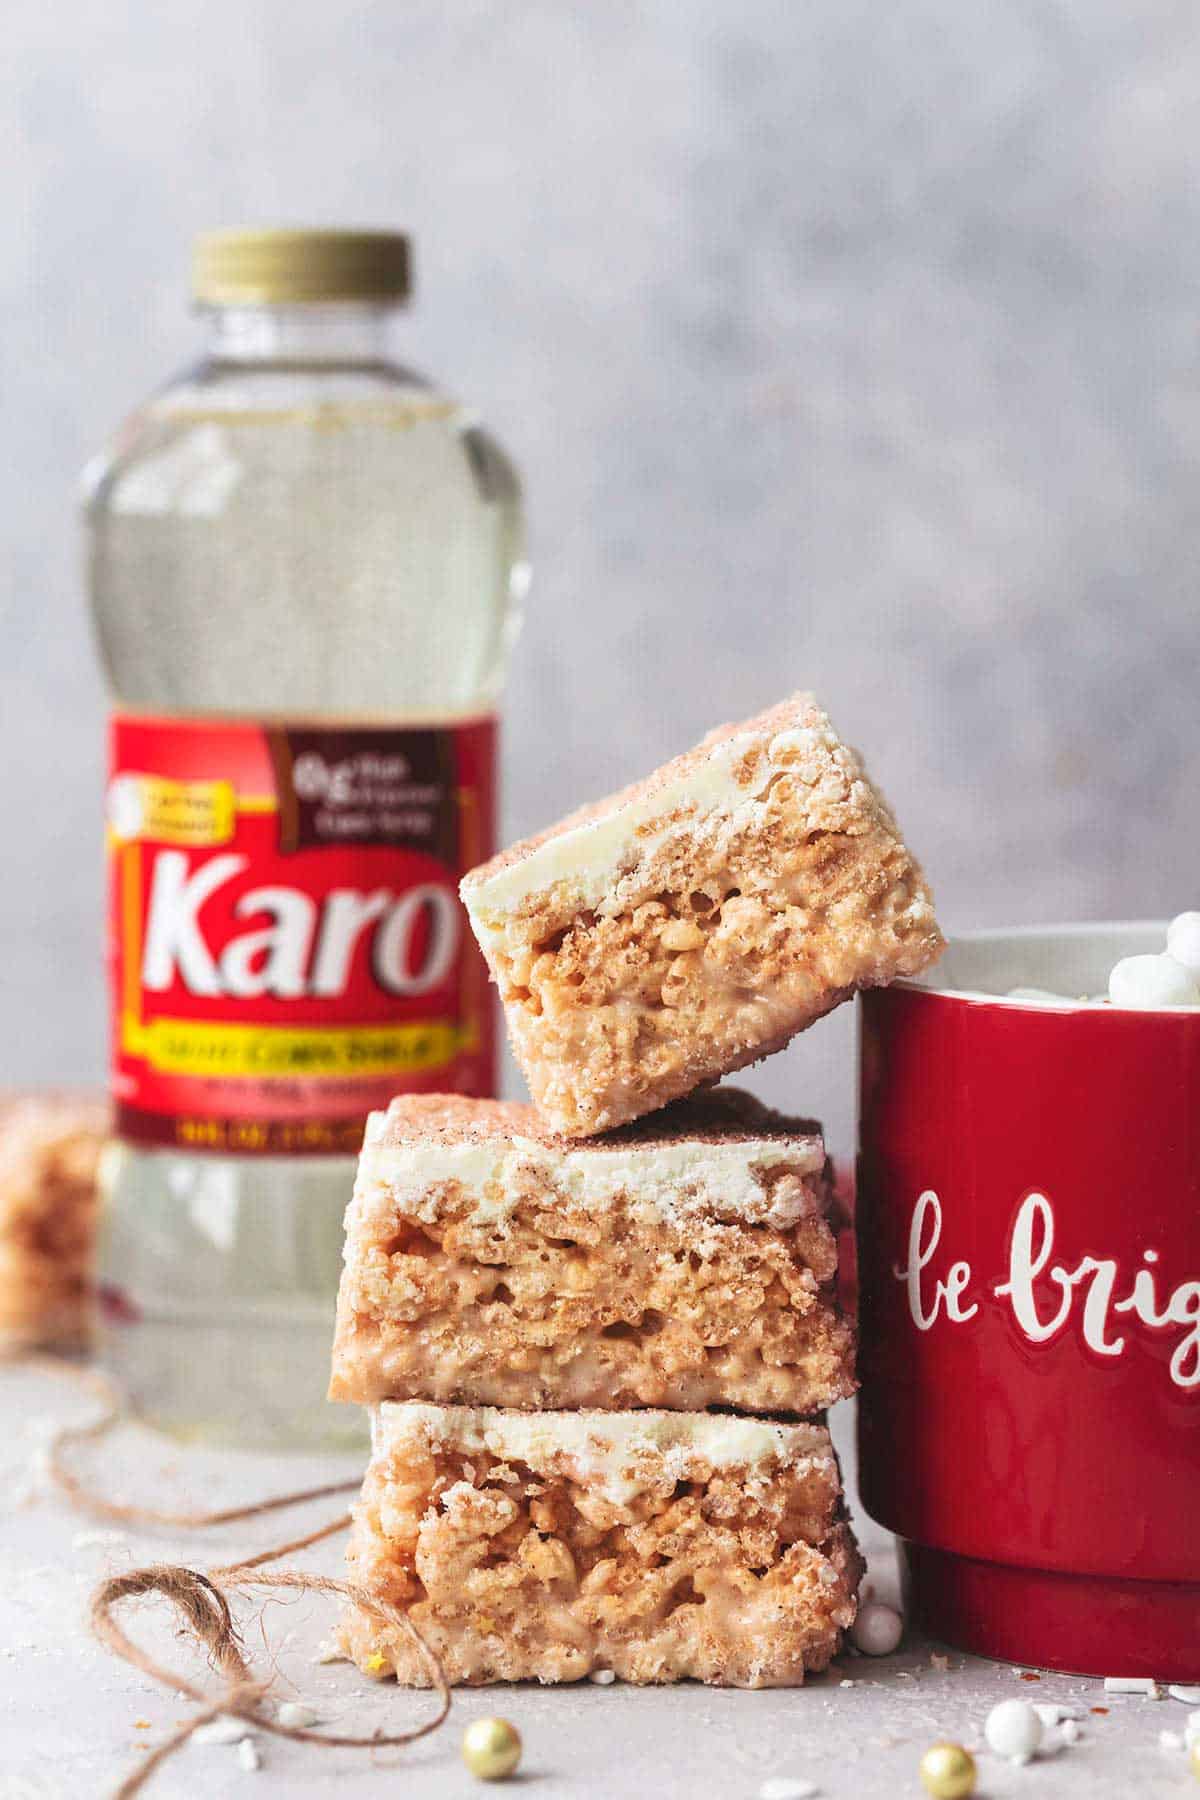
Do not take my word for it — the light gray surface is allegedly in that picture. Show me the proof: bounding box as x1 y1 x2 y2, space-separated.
5 20 1198 1784
1 1362 1193 1799
5 1 1200 1138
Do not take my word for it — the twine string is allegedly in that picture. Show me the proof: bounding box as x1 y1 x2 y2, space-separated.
9 1355 452 1797
91 1561 451 1799
34 1356 360 1528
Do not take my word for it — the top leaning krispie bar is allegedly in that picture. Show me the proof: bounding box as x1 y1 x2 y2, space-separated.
462 693 943 1137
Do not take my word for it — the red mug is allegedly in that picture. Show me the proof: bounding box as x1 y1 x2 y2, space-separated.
856 924 1200 1677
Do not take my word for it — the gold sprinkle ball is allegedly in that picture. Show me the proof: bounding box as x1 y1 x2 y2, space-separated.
462 1716 522 1781
1191 1737 1200 1780
919 1740 977 1799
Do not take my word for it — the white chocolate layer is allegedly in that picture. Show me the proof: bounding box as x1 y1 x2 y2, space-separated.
353 1113 825 1231
370 1401 835 1503
461 721 839 941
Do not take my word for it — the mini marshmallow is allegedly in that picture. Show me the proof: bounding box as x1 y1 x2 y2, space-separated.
850 1601 904 1656
1166 913 1200 973
984 1699 1044 1762
1108 954 1200 1010
1104 1676 1162 1695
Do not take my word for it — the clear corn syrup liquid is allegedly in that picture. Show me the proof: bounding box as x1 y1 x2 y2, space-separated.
85 299 525 1447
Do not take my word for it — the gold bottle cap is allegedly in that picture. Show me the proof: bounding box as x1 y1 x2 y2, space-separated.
192 229 412 305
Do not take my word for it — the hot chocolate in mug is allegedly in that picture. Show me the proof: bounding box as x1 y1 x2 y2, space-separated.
856 924 1200 1677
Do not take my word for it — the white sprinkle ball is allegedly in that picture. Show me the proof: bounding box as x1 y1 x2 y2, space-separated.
276 1701 318 1729
1108 954 1200 1009
984 1699 1044 1762
850 1601 903 1657
588 1668 616 1685
1166 913 1200 972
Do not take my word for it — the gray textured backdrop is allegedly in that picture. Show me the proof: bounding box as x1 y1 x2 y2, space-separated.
6 1 1199 1150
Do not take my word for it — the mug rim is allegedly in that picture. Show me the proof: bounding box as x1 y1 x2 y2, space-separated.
896 918 1200 1012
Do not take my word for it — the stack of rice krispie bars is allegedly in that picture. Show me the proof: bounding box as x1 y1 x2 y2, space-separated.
330 692 942 1688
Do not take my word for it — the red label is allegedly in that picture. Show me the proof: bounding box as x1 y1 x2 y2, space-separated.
107 715 496 1154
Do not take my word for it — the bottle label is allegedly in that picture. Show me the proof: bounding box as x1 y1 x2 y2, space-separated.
106 714 496 1154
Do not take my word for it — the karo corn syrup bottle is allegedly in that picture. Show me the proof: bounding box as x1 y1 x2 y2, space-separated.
84 230 525 1446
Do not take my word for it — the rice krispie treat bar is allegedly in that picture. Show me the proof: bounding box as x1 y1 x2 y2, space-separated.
330 1089 854 1416
340 1401 861 1687
461 692 943 1136
0 1093 108 1350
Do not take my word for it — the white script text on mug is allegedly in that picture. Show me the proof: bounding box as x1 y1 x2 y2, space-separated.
894 1190 1200 1389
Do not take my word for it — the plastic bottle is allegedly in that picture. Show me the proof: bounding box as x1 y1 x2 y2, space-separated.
84 229 525 1446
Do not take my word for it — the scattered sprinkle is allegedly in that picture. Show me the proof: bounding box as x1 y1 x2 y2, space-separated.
1104 1677 1160 1696
850 1601 904 1657
1033 1703 1081 1727
840 1678 857 1688
1169 1686 1200 1704
192 1717 252 1746
133 1720 151 1730
588 1669 616 1685
364 1652 387 1674
930 1652 950 1672
1018 1670 1041 1683
917 1741 976 1797
984 1700 1043 1763
237 1737 261 1772
759 1780 819 1800
276 1701 318 1729
1091 1706 1109 1716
